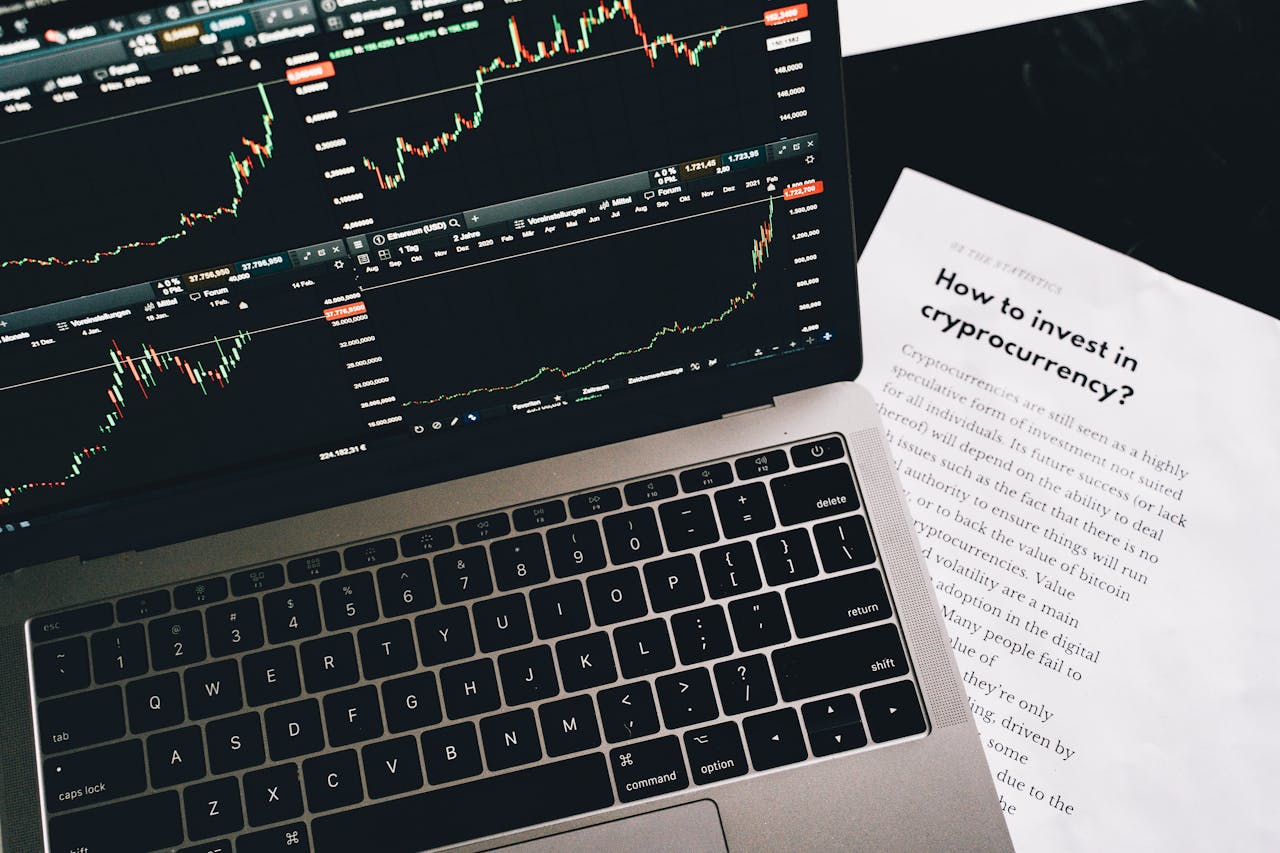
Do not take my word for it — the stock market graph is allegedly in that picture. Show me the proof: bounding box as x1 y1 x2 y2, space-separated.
0 0 854 555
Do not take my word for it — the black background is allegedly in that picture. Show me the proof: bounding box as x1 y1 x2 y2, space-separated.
843 0 1280 320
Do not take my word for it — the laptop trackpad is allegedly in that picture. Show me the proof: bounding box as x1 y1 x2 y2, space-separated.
496 800 729 853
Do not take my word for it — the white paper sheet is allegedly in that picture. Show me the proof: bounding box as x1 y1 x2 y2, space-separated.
837 0 1141 56
856 170 1280 850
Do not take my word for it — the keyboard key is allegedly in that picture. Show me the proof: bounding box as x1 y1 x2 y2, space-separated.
735 450 789 480
238 823 310 853
286 551 340 583
244 763 304 827
303 749 364 813
90 624 148 683
416 607 475 665
713 483 776 539
684 721 749 785
32 636 90 697
814 515 875 572
148 611 206 670
48 792 182 853
546 520 606 577
344 538 398 570
184 776 244 841
126 672 184 734
659 495 720 552
117 590 170 622
498 645 559 705
771 624 908 701
401 524 455 557
174 577 228 609
231 564 284 596
146 726 206 788
530 580 590 640
598 681 660 743
791 437 844 467
602 508 663 564
568 487 622 518
440 658 500 719
700 542 763 599
263 586 322 644
323 685 384 747
311 754 612 853
861 679 927 743
656 668 719 729
728 592 791 652
29 603 113 643
206 711 266 774
758 528 819 585
787 570 891 638
679 462 733 493
480 709 542 771
671 606 733 666
243 646 302 706
474 593 533 652
625 475 678 505
458 512 511 544
539 695 601 757
265 699 324 761
377 559 436 616
300 633 359 693
513 500 567 531
39 685 124 753
491 533 551 591
613 619 675 678
320 573 379 631
206 598 264 657
610 735 688 803
643 554 705 612
802 694 866 756
420 722 483 785
358 619 418 679
713 654 778 715
382 671 442 733
587 566 648 626
43 739 145 812
434 546 494 604
770 463 860 525
184 659 243 720
743 707 807 771
555 631 617 693
179 839 231 853
362 736 425 799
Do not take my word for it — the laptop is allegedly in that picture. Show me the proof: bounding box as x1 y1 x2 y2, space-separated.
0 1 1011 850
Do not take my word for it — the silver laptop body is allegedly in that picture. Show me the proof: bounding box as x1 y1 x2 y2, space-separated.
0 1 1010 850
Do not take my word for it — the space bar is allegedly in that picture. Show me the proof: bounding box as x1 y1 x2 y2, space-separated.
312 754 614 852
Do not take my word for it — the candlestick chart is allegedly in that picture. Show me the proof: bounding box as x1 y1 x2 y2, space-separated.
384 196 783 413
0 82 326 311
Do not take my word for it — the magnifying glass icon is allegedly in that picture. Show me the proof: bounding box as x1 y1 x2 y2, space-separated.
449 218 461 228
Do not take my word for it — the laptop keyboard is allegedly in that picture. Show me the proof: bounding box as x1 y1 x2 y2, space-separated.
27 435 927 853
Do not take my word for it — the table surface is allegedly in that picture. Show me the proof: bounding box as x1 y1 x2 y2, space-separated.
843 0 1280 320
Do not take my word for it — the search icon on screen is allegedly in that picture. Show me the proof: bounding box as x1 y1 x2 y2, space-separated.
449 218 461 228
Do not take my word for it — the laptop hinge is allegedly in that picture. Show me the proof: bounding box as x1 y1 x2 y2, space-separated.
721 401 776 419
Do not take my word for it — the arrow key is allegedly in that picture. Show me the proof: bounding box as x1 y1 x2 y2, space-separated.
802 693 866 756
743 707 807 771
861 679 927 743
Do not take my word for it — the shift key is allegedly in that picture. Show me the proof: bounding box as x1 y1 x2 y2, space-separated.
44 740 146 812
771 624 908 701
770 464 859 525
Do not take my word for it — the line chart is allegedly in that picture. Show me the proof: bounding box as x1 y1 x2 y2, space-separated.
361 0 729 191
402 196 774 408
0 331 252 509
0 84 276 273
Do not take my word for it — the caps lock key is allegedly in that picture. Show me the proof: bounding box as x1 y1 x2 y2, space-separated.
769 463 860 525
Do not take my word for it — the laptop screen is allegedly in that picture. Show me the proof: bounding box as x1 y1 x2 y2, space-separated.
0 0 858 566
